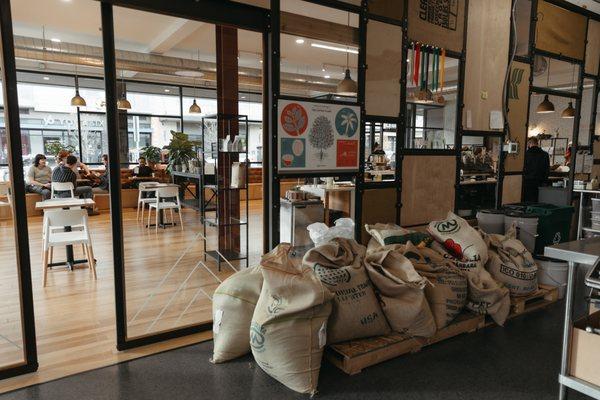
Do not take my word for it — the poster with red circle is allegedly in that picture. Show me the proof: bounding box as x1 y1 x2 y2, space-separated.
280 103 308 136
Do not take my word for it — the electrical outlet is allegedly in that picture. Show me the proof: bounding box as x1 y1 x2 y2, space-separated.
481 90 488 100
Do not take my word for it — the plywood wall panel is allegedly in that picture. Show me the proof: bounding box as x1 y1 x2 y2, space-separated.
407 0 466 53
463 0 511 132
505 62 531 173
361 187 397 243
536 1 587 61
586 20 600 76
366 20 402 117
369 0 404 21
401 155 456 226
502 174 523 205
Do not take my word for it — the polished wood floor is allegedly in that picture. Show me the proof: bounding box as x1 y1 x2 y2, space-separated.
0 200 263 393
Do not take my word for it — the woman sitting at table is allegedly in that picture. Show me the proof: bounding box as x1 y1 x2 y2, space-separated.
26 154 52 200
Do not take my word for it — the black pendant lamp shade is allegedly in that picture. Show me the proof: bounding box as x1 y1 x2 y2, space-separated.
337 69 357 96
561 101 575 118
71 75 86 107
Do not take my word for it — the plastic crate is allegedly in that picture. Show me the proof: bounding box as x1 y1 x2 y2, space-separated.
525 203 574 255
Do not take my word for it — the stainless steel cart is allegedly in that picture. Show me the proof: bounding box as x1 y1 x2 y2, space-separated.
545 238 600 400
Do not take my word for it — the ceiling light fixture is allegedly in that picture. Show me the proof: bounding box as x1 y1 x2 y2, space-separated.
311 43 358 54
324 75 330 79
561 64 577 119
43 76 50 81
295 38 305 44
50 38 61 43
164 89 170 93
71 73 86 107
117 70 131 110
536 58 554 113
188 49 202 114
336 13 357 97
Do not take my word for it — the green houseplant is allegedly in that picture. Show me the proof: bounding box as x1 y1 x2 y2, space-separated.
139 145 162 167
164 131 198 172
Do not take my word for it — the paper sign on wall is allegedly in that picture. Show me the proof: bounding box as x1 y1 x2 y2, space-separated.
278 99 361 173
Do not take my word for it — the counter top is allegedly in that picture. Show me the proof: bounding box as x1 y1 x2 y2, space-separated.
573 189 600 194
544 237 600 265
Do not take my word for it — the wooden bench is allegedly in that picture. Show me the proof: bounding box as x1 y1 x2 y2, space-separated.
93 188 139 211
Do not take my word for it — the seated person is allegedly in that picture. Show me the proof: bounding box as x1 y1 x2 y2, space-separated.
92 154 110 194
56 149 93 178
26 154 52 200
133 157 154 177
52 156 97 215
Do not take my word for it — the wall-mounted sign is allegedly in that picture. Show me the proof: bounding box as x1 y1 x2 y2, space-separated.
418 0 459 31
278 99 360 173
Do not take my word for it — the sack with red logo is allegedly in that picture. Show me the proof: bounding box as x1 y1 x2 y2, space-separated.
430 240 510 326
211 266 263 363
428 212 489 267
303 237 390 343
251 244 333 395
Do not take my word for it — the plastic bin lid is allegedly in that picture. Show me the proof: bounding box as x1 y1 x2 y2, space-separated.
478 209 505 214
504 211 538 218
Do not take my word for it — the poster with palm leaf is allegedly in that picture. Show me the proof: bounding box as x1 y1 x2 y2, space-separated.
277 99 360 172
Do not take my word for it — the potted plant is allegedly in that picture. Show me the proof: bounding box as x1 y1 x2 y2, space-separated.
139 145 162 168
164 131 198 173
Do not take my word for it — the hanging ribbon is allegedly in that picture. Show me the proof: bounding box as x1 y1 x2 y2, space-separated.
410 43 415 87
434 48 439 91
421 46 428 91
440 48 446 93
413 43 420 87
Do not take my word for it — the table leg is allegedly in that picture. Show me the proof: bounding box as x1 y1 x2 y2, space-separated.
324 192 330 225
559 261 577 400
66 244 75 271
577 194 584 240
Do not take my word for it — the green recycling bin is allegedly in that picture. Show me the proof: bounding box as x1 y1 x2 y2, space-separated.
525 203 574 255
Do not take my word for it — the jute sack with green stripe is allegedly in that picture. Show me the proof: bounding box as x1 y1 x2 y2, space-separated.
211 265 263 363
251 244 333 395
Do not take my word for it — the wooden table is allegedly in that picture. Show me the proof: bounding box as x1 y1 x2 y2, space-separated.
300 184 355 225
36 198 96 270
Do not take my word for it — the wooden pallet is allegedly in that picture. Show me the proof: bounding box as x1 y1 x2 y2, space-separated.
326 313 485 375
485 284 560 327
510 284 559 315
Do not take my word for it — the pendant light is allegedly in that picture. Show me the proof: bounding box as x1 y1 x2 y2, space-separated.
189 49 202 114
536 58 554 113
117 70 131 110
561 64 576 118
71 72 87 107
336 12 357 96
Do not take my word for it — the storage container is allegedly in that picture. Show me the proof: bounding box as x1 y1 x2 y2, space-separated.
592 197 600 212
476 209 505 234
504 212 538 254
525 203 574 255
590 211 600 221
534 256 568 299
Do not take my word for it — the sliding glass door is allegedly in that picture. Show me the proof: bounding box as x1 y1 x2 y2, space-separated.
0 0 37 379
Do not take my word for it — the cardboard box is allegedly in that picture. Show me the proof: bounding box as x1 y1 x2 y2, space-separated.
570 311 600 387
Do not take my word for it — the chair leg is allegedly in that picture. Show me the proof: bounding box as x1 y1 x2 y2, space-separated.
136 201 141 221
155 207 159 233
141 202 145 223
42 248 49 287
147 207 152 229
169 208 174 225
81 243 86 257
87 244 97 280
49 246 54 264
178 206 184 231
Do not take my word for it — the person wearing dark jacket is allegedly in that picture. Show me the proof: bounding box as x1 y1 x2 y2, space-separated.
523 137 550 203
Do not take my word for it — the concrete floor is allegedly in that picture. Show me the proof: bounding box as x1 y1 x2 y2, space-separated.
0 302 591 400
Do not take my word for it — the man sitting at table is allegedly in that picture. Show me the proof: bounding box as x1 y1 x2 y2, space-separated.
52 155 98 214
133 157 154 177
92 154 110 194
26 154 52 200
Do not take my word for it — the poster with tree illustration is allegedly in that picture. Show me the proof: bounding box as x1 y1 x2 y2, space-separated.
278 99 360 172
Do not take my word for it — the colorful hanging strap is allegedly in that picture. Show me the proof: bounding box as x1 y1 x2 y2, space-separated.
413 43 420 87
433 48 439 91
420 46 426 90
440 49 446 92
410 43 415 87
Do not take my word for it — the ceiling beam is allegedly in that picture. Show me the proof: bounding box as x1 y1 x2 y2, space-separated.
280 11 359 46
144 19 203 55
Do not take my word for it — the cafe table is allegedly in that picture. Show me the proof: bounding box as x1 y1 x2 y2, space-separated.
36 198 95 270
